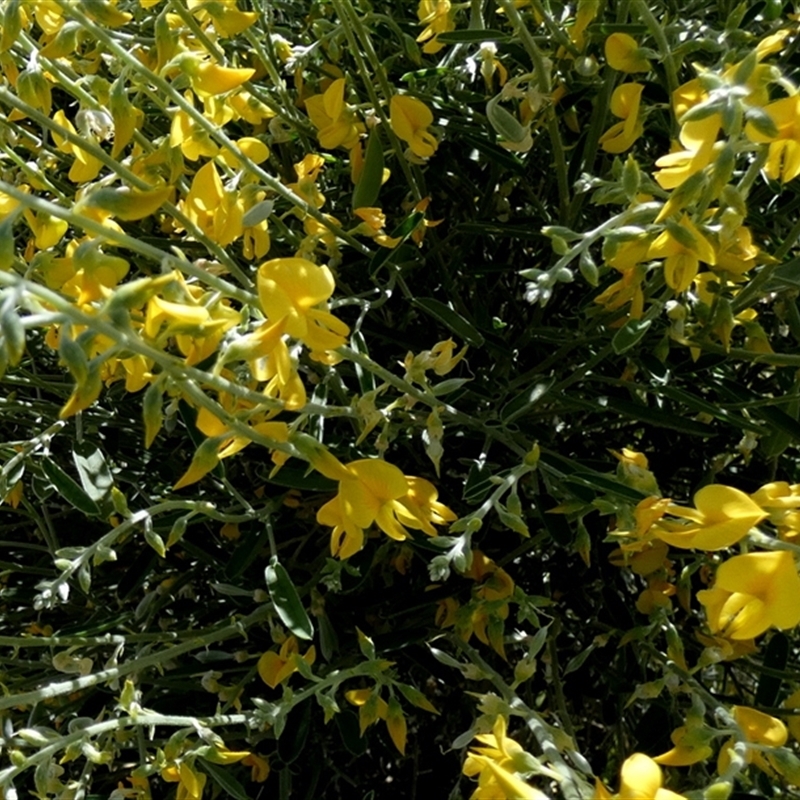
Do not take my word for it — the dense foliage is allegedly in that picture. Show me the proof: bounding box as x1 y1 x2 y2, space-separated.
2 1 800 799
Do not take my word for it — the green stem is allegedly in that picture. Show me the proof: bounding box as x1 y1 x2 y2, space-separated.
633 0 679 110
0 89 255 289
56 2 372 257
0 603 272 712
498 0 570 222
330 0 423 201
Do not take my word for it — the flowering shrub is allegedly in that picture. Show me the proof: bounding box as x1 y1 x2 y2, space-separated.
2 1 800 798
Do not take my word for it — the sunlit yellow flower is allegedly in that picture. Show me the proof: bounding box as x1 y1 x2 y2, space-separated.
257 635 316 688
647 215 716 292
257 257 349 355
745 94 800 183
604 33 651 73
698 550 800 640
599 83 644 154
653 118 720 193
652 484 766 550
305 78 364 150
169 109 219 161
317 459 454 558
179 161 243 246
718 706 788 777
352 207 402 248
161 761 206 800
51 110 102 183
416 0 454 54
183 59 254 96
463 716 542 800
654 724 714 767
567 0 598 50
286 154 326 209
594 753 686 799
390 95 439 158
187 0 257 37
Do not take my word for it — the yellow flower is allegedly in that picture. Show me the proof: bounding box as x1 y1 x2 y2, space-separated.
595 753 686 799
604 33 651 73
305 78 364 150
160 762 206 800
257 635 316 689
717 706 788 776
352 207 402 248
180 161 243 246
256 257 349 355
390 95 439 158
316 459 454 558
186 60 255 96
416 0 454 54
344 688 408 754
745 94 800 183
653 116 720 191
51 110 102 183
654 725 714 767
169 108 219 160
599 83 644 154
647 215 716 292
698 550 800 639
286 154 327 209
242 753 270 783
463 716 542 800
187 0 257 37
652 484 766 550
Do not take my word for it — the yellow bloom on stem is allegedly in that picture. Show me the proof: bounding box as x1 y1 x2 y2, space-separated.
186 59 255 96
256 257 350 355
416 0 454 54
187 0 257 37
257 635 316 689
344 689 407 754
180 161 243 246
604 33 651 73
286 154 327 210
316 459 455 558
169 107 219 160
745 94 800 183
390 95 438 158
718 706 788 776
600 752 686 799
653 115 720 191
698 551 800 640
305 78 364 150
463 716 542 800
160 762 206 800
652 484 766 550
647 215 716 292
51 110 102 184
352 207 402 248
654 725 714 767
599 83 644 154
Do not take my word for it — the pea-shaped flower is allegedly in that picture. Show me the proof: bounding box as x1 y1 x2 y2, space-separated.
257 257 349 355
697 550 800 640
653 484 766 549
390 95 439 158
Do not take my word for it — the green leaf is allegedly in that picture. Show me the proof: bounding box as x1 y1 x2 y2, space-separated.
755 632 789 707
435 28 510 43
352 131 384 210
612 319 651 354
41 457 100 516
265 557 314 640
501 379 554 422
72 442 113 502
413 297 485 346
202 762 250 800
606 397 716 437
